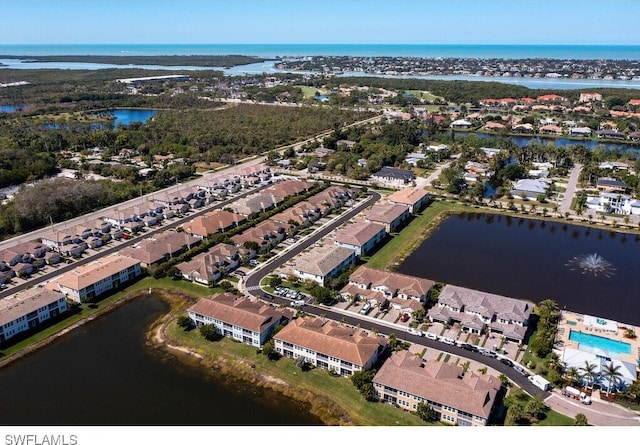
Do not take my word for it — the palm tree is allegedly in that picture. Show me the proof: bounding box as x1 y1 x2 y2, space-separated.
565 366 581 387
602 363 623 396
580 361 599 390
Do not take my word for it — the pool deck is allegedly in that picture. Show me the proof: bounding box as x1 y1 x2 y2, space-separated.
556 310 640 365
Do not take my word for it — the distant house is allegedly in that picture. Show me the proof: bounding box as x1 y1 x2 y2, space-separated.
181 209 246 239
597 130 626 140
539 124 563 135
586 193 640 215
510 179 550 200
273 317 387 377
373 350 501 426
428 284 531 343
177 253 222 286
187 293 288 348
579 92 602 102
450 119 472 129
570 127 592 137
371 166 415 187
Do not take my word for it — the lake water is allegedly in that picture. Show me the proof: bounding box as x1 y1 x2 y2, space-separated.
0 294 322 426
108 109 157 127
398 212 640 326
452 131 637 152
0 104 27 113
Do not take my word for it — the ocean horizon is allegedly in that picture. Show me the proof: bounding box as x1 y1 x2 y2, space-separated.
1 43 640 60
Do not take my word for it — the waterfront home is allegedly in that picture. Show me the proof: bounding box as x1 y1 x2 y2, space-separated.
273 317 387 377
333 220 387 256
294 244 356 287
596 177 627 193
0 286 68 344
181 210 246 239
570 127 592 137
387 187 430 214
539 124 563 135
464 161 492 177
598 161 629 171
363 202 411 233
187 293 287 348
482 121 506 132
449 119 472 129
597 129 626 140
427 284 531 343
510 178 550 200
46 254 142 303
372 350 501 426
512 123 535 134
371 166 415 188
585 193 640 215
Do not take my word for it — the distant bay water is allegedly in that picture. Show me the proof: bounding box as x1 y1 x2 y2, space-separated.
2 44 640 90
1 43 640 59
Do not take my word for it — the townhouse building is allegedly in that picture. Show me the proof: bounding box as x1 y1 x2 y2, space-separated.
294 244 356 286
428 285 531 343
273 317 387 376
187 293 287 348
363 202 411 233
333 220 387 256
0 286 68 343
386 187 431 214
373 350 501 426
46 254 142 303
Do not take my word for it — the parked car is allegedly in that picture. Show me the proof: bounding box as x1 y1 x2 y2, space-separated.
400 313 409 322
407 327 423 336
499 358 513 367
459 343 477 352
235 270 246 277
425 332 438 340
440 337 456 346
479 349 497 358
290 300 305 307
514 365 528 376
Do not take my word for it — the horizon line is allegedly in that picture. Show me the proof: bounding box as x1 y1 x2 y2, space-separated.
2 43 640 47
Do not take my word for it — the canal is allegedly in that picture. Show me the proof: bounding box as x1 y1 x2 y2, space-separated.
398 212 640 326
0 294 322 426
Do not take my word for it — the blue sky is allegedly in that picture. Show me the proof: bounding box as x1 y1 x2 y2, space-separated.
2 0 639 45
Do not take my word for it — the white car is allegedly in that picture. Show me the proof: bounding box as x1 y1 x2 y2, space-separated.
440 337 456 346
290 300 305 307
407 327 423 336
425 332 437 340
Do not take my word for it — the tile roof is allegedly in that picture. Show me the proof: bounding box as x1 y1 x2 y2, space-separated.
373 350 501 419
363 203 409 225
182 210 246 237
387 187 429 207
435 285 531 325
0 286 65 327
346 266 434 299
334 220 386 247
295 245 355 277
187 293 283 333
177 252 220 281
274 317 387 366
50 254 140 291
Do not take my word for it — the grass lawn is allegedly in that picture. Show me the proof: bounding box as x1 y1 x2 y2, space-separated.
165 321 427 426
505 388 574 426
299 85 331 99
0 276 218 362
366 200 467 270
404 90 444 102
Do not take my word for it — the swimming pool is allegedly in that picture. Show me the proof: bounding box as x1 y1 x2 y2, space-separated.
569 330 631 356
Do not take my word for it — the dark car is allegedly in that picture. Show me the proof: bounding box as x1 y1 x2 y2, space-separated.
499 358 513 367
460 344 478 352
